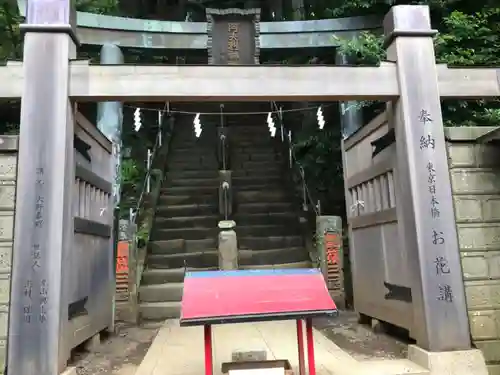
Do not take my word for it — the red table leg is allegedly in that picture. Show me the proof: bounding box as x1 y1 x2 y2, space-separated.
204 324 213 375
305 319 316 375
296 319 305 375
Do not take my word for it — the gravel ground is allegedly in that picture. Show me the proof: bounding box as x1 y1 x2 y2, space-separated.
315 310 411 361
70 321 161 375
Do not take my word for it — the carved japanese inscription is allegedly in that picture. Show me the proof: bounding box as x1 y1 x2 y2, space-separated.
206 8 260 65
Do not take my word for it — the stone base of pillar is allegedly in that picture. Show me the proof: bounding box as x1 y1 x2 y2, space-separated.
218 220 238 270
61 366 77 375
407 344 488 375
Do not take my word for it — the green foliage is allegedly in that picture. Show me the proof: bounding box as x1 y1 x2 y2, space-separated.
290 107 346 215
0 2 21 61
76 0 119 14
121 158 142 189
434 7 500 66
336 32 384 64
120 158 144 217
335 5 500 127
292 0 500 220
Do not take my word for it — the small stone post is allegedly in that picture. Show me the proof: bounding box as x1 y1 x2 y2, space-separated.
218 220 238 270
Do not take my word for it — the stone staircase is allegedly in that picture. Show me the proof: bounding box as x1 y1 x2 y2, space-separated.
138 108 311 321
139 119 220 321
230 115 311 269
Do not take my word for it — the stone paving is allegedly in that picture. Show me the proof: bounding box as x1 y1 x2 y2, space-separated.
134 319 428 375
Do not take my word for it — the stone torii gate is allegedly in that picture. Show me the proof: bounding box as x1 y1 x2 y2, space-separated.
1 2 498 375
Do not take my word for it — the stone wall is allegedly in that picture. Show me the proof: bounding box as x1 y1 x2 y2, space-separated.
0 136 18 373
446 127 500 375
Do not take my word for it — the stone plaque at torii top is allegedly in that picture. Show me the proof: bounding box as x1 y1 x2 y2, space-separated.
206 8 261 65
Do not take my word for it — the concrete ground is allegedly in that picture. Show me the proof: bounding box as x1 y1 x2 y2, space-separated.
67 310 419 375
134 318 427 375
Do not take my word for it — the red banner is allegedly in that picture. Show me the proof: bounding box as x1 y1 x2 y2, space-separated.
325 232 341 265
116 241 129 274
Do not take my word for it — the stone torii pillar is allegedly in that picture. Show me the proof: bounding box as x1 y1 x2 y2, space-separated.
7 0 78 374
384 6 487 374
335 51 363 138
96 43 124 333
97 43 124 206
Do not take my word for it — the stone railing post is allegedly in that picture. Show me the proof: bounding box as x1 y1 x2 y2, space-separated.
219 170 233 219
384 6 487 373
217 126 229 170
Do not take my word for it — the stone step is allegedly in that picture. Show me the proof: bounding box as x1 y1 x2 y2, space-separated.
232 160 280 169
168 155 218 164
235 183 283 191
236 202 294 214
169 147 214 154
230 144 279 151
174 129 217 137
171 147 216 154
170 143 213 151
235 225 299 237
147 251 219 269
235 190 289 204
239 247 308 266
156 203 217 217
240 261 312 270
158 193 217 206
170 137 216 146
239 235 303 250
141 266 217 285
149 238 217 254
168 161 219 170
154 215 219 229
232 175 281 186
174 129 217 138
139 301 181 320
167 170 219 179
231 168 281 178
230 138 276 145
230 153 280 162
233 212 299 226
231 162 282 171
160 185 217 195
169 178 219 187
228 125 269 132
139 282 184 303
230 135 274 141
152 227 218 241
171 139 217 148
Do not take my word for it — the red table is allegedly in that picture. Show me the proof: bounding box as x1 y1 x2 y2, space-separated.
180 269 338 375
